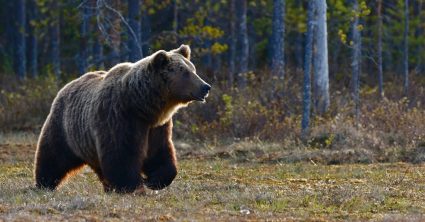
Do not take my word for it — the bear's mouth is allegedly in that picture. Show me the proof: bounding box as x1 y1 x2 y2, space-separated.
190 93 208 103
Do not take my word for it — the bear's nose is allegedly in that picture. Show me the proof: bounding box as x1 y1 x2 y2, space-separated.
201 84 211 94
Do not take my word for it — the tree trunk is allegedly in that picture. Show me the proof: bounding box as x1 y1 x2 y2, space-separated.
301 0 315 138
228 0 236 88
50 1 61 78
313 0 330 114
140 1 151 56
294 0 304 71
79 3 89 74
328 4 338 77
128 0 142 62
109 0 121 65
173 0 178 33
351 0 361 121
403 0 409 96
249 29 257 70
93 39 104 69
236 0 248 88
377 0 384 98
414 0 423 73
14 0 26 79
270 0 285 78
28 0 38 78
295 33 304 71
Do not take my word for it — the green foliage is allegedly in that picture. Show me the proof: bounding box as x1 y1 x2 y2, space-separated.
337 1 371 46
143 0 171 14
211 42 228 55
180 24 224 40
357 1 371 18
0 54 13 74
219 94 234 127
338 29 348 44
285 0 306 33
178 5 227 56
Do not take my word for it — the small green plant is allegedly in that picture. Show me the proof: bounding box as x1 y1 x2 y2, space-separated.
219 94 233 127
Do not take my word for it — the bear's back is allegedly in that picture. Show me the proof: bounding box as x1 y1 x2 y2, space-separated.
51 70 109 162
57 64 136 162
103 62 133 79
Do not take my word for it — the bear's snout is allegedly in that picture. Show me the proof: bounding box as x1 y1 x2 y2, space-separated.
201 84 211 97
189 83 210 102
193 83 210 102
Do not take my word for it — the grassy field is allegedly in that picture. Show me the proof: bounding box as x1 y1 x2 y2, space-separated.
1 132 425 221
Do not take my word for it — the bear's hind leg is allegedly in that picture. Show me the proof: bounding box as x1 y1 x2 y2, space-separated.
35 138 84 190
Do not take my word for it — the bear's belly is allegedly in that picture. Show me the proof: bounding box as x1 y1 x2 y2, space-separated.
62 104 98 165
64 125 98 164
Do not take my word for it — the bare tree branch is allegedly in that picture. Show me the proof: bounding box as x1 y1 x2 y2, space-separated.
100 0 143 59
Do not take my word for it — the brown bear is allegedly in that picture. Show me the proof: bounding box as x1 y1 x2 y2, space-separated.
34 45 210 193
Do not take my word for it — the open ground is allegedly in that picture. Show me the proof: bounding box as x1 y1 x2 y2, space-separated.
1 132 425 221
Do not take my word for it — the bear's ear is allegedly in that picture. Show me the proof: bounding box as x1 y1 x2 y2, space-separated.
152 50 170 69
172 44 191 60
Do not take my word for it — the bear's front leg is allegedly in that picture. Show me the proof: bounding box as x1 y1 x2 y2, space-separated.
143 120 178 190
101 154 144 193
98 127 149 193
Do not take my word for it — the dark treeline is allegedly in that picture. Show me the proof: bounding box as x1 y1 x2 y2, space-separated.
0 0 424 134
1 0 423 77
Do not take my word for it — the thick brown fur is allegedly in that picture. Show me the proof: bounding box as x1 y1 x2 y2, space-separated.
34 45 210 193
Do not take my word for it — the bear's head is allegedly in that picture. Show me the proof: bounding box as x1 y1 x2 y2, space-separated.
150 45 211 104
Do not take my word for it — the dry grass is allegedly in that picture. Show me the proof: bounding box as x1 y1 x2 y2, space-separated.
1 132 425 221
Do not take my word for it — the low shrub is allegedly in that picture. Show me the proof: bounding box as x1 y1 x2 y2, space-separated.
1 70 424 163
0 75 59 131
